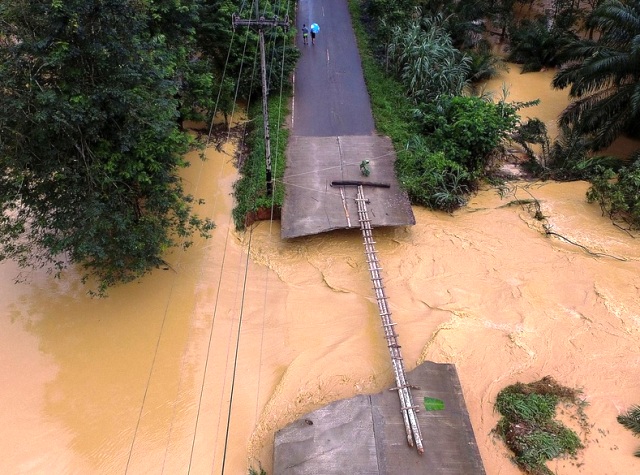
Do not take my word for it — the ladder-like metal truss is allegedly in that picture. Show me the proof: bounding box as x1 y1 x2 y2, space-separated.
355 185 424 454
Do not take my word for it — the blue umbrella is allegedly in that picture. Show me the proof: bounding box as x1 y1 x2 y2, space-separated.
310 23 319 33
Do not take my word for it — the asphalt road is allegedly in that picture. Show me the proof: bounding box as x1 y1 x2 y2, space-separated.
281 0 415 238
293 0 375 137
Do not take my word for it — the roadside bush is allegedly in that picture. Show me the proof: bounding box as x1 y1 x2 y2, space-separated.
396 138 470 211
414 95 519 176
232 97 289 230
387 15 470 102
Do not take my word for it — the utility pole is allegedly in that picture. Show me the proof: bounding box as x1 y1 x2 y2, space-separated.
232 4 289 196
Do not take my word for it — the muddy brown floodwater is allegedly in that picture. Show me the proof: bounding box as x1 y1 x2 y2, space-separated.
2 72 640 475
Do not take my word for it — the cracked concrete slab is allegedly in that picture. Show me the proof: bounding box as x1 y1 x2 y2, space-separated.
273 362 486 475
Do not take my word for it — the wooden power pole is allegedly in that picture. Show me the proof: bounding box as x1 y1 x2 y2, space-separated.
232 5 289 196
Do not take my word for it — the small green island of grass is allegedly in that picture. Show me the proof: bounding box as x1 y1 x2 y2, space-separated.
494 376 587 475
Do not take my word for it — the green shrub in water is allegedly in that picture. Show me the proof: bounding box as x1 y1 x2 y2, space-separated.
494 376 585 475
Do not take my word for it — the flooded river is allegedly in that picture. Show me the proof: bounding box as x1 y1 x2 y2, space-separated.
2 71 640 475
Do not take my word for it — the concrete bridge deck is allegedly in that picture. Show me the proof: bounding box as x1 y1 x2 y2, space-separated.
274 361 486 475
281 0 415 239
281 135 415 239
274 1 485 473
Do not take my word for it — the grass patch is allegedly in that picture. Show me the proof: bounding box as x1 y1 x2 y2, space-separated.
618 404 640 457
494 376 586 475
232 95 289 230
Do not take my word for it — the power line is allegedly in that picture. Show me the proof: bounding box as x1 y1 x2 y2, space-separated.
219 25 267 475
253 0 292 454
186 5 259 473
220 1 295 471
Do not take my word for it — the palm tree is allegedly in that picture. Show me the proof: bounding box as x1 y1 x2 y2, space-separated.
508 17 574 72
467 42 508 85
552 0 640 150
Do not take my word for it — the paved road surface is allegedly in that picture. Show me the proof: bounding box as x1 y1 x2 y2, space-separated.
293 0 375 136
281 0 415 238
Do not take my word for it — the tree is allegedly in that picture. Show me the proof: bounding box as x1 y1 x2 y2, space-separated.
0 0 214 294
552 0 640 150
196 0 298 102
414 95 520 175
508 16 575 72
408 1 491 49
395 96 521 211
512 120 620 178
467 43 508 86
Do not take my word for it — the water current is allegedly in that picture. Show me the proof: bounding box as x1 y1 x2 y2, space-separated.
1 68 640 475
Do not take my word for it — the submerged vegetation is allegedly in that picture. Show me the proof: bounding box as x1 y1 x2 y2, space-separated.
248 467 268 475
494 377 586 475
617 405 640 457
587 153 640 230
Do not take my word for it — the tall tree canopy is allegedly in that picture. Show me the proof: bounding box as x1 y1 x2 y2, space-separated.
0 0 215 293
553 0 640 149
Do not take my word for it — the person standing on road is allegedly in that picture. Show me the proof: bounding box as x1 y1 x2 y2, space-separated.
301 24 309 45
310 23 319 45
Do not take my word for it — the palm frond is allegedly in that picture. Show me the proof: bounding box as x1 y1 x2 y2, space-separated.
618 405 640 435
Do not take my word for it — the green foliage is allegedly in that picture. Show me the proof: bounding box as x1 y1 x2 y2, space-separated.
618 405 640 435
513 425 582 474
507 0 584 72
349 7 417 146
512 119 621 179
197 0 298 102
552 0 640 149
618 404 640 457
364 0 416 42
467 43 509 85
414 95 519 175
395 139 470 211
387 14 471 102
587 154 640 229
512 118 552 168
508 17 575 73
352 0 522 212
377 1 491 49
496 392 559 425
494 377 585 475
360 160 371 177
548 124 621 179
490 0 518 40
0 0 214 294
232 97 289 230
